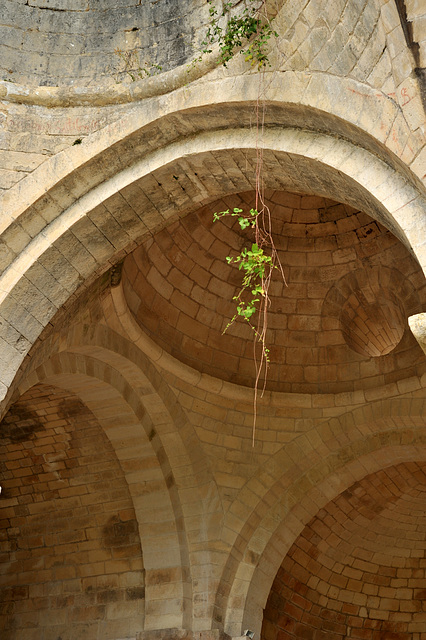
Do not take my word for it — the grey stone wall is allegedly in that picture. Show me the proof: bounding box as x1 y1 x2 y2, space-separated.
0 0 210 86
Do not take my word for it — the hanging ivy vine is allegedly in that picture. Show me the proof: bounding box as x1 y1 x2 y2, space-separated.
213 199 286 439
213 206 283 331
207 1 286 439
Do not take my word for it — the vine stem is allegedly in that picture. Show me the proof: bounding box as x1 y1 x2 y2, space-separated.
209 0 286 444
251 12 287 443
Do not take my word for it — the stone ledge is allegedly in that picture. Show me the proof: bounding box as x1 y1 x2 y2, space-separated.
0 49 220 108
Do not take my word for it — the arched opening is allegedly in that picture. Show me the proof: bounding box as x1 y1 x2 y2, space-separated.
261 461 426 640
16 345 196 632
219 408 426 636
12 329 226 632
0 383 145 639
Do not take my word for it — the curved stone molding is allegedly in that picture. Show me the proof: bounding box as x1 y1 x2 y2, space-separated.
108 283 426 408
0 49 221 108
1 73 423 230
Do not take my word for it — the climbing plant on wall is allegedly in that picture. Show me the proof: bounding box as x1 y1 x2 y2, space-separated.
202 0 277 67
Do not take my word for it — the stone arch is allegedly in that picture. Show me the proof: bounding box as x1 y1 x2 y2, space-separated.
245 442 426 637
260 460 426 640
14 320 224 630
1 115 425 410
15 346 194 631
215 399 426 635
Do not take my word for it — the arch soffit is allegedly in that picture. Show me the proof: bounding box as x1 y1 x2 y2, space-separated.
18 321 219 508
1 128 425 343
228 441 426 637
3 128 420 287
216 402 426 634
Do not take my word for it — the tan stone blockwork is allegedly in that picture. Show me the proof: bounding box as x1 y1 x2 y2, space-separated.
1 123 425 407
11 330 225 631
3 272 425 635
0 383 144 639
0 3 426 639
121 191 426 394
261 461 426 639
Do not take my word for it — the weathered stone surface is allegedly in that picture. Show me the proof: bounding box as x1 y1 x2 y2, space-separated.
0 2 425 640
0 0 209 87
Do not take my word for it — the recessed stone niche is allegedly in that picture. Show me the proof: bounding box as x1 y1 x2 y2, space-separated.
340 286 406 357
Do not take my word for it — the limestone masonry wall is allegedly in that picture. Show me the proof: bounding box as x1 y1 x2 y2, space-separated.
0 1 425 639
